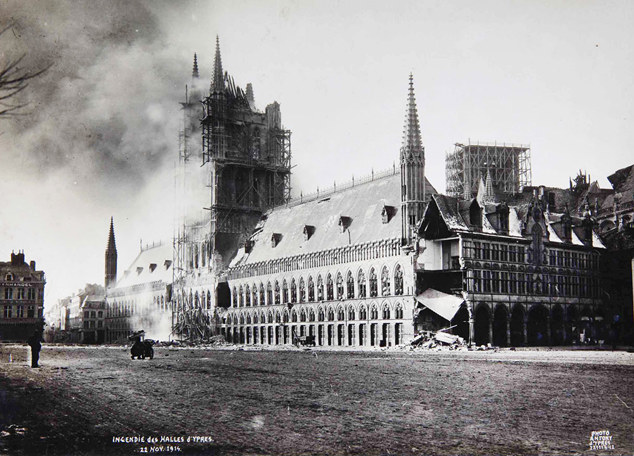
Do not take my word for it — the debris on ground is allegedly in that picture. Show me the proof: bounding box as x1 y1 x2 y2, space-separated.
410 328 466 350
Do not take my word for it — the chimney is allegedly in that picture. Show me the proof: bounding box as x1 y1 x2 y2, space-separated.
30 261 36 271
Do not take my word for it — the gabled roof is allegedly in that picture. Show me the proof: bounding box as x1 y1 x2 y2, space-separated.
230 172 436 267
114 242 173 289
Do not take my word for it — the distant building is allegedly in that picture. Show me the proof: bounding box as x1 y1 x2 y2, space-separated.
104 222 173 342
0 252 45 341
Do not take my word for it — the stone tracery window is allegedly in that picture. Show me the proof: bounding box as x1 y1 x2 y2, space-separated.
318 307 325 322
346 271 354 298
239 285 244 307
259 283 264 305
274 281 281 305
308 276 315 302
382 304 391 319
395 303 403 319
326 274 334 300
327 307 335 321
309 309 315 322
359 304 367 320
370 304 378 319
369 268 378 297
394 264 403 295
337 307 345 320
317 275 324 301
291 309 297 322
245 285 251 306
300 309 306 322
232 287 237 307
336 273 344 299
358 270 366 298
291 278 297 303
283 280 289 303
266 281 272 305
381 266 391 296
299 277 306 303
348 306 356 320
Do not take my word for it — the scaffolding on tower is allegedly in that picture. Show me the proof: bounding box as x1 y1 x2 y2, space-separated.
445 140 531 199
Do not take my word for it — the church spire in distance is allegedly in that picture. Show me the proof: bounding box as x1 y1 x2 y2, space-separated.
105 217 118 289
192 53 199 78
211 35 225 92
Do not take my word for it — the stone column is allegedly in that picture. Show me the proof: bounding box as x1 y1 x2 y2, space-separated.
467 301 475 345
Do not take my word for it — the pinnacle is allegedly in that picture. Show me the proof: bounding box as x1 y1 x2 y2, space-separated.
211 35 225 92
400 74 424 160
107 217 117 252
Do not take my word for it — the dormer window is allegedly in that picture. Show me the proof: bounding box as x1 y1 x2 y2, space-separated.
245 240 255 253
382 205 396 224
271 233 282 247
164 260 172 269
5 273 13 281
303 225 315 241
136 267 143 275
149 263 157 272
338 216 352 233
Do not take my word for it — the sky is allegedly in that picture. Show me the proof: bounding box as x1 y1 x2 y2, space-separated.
0 0 633 307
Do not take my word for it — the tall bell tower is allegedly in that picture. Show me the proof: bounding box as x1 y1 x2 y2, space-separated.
400 74 426 245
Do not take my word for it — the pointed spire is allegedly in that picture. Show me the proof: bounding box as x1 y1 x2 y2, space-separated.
211 35 225 92
107 217 116 251
192 53 199 78
400 73 424 162
484 169 495 202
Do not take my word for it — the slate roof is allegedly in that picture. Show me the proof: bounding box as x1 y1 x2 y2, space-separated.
114 243 173 289
230 172 437 267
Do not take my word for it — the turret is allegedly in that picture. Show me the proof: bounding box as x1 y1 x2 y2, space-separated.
105 217 117 288
400 74 426 245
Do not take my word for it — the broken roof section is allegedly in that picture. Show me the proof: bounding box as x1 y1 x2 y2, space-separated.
415 288 464 322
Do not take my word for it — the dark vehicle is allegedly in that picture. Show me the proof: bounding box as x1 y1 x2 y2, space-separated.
293 331 316 347
129 331 154 360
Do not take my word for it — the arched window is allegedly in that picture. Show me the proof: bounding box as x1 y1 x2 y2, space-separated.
382 304 391 319
348 306 356 320
276 311 282 323
266 282 272 305
239 286 244 307
291 278 297 303
283 280 289 303
246 313 252 324
318 307 325 322
346 271 354 298
283 310 289 323
259 283 264 305
327 307 335 321
359 305 367 320
239 314 245 325
336 273 344 299
381 266 391 296
207 291 211 309
254 312 259 324
358 270 366 298
327 274 334 300
245 285 251 306
394 265 403 296
395 303 403 319
299 278 306 303
308 276 315 301
337 307 345 321
274 281 281 305
227 314 233 325
317 275 324 301
371 304 378 320
291 309 297 322
369 269 378 297
309 309 315 322
300 309 306 322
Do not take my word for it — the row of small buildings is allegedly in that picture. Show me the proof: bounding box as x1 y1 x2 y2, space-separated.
37 39 634 347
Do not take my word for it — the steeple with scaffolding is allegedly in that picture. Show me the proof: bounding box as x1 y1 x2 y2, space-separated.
173 37 292 341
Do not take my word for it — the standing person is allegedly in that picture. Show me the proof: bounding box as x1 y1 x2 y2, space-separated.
27 330 42 368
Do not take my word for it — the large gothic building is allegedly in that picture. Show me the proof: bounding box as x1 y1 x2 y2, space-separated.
101 38 620 347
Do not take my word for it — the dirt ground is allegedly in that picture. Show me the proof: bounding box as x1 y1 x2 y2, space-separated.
0 344 632 456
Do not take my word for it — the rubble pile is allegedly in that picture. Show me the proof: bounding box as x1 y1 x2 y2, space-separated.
410 329 466 350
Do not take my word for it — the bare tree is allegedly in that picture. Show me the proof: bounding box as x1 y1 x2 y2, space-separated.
0 23 50 117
